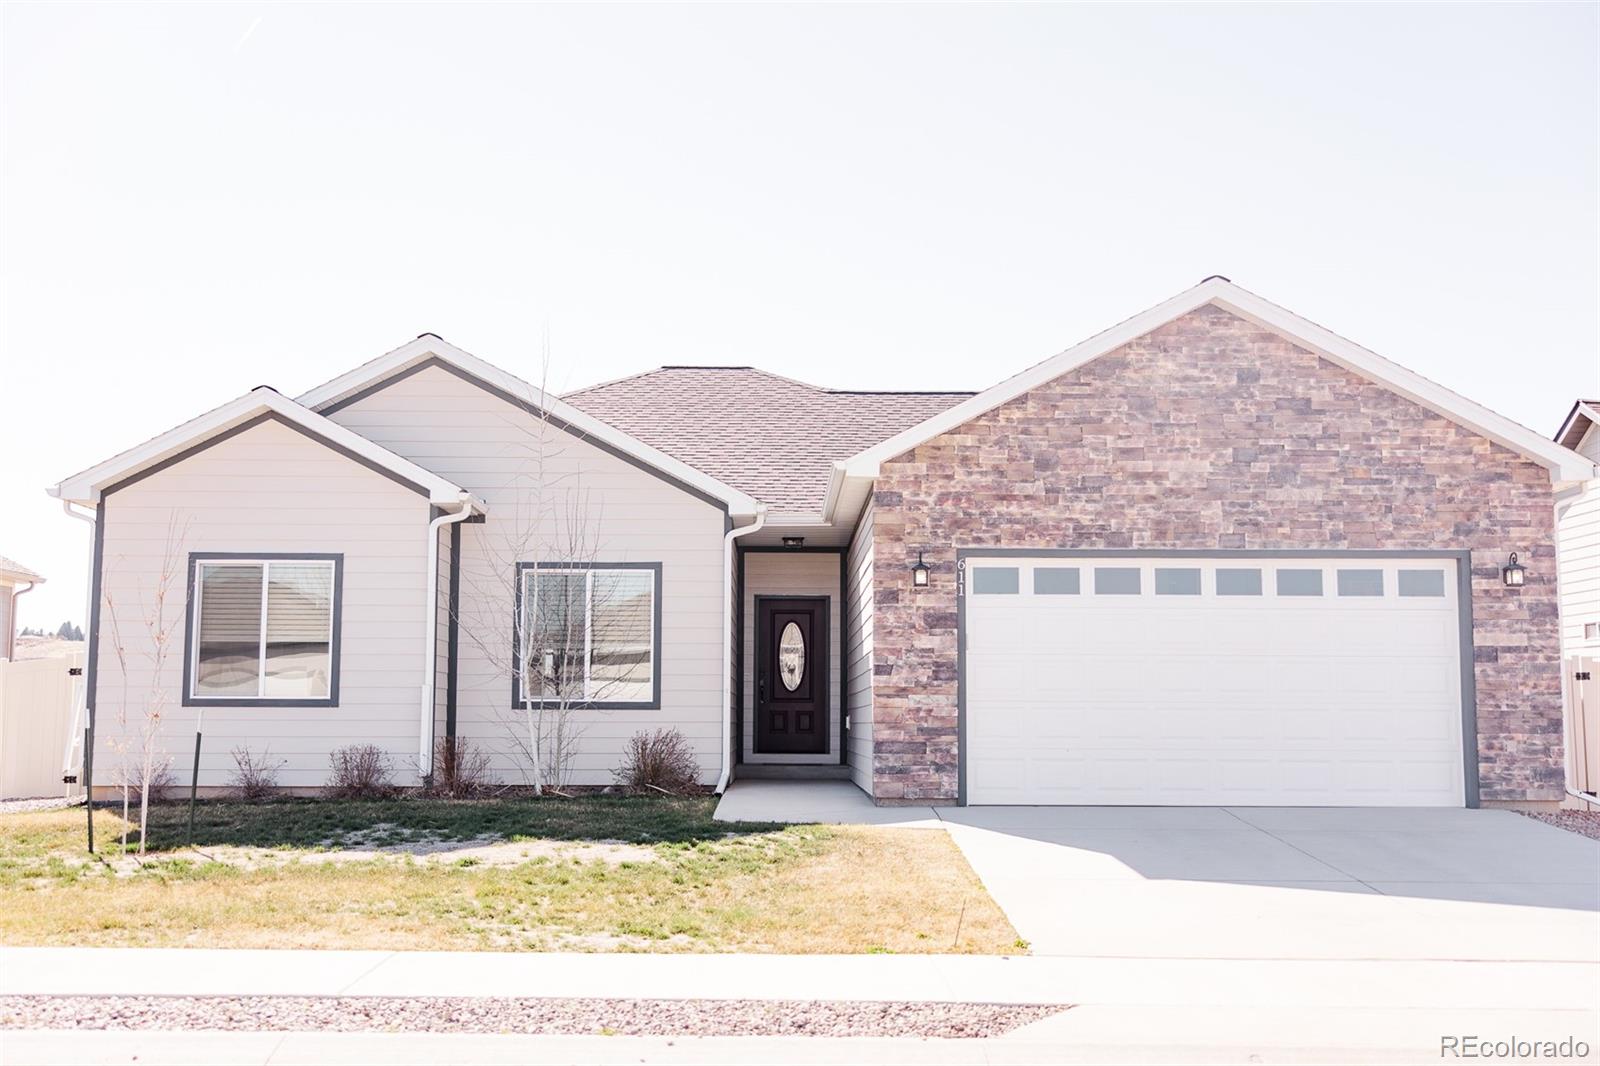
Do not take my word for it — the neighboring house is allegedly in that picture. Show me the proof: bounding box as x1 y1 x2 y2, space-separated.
48 279 1598 808
1554 400 1600 795
1556 400 1600 661
0 556 44 661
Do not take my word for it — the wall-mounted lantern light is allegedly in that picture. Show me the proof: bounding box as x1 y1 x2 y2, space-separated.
781 536 805 548
1502 552 1526 588
911 551 931 588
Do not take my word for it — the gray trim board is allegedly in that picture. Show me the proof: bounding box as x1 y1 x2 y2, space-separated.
315 356 733 514
180 552 345 709
85 503 105 743
100 413 434 499
511 561 664 710
954 548 1481 808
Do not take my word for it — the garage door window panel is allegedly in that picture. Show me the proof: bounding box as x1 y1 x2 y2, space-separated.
1033 567 1080 595
972 567 1019 595
1276 569 1324 597
1398 570 1446 598
1337 569 1385 597
1216 568 1263 596
1154 568 1202 595
1094 567 1141 595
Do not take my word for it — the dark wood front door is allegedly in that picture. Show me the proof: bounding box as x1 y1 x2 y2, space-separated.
755 597 829 755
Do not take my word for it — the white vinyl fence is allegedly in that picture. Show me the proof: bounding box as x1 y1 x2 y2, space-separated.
0 652 83 800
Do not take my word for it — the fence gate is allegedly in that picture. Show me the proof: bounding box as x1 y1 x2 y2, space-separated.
0 652 84 801
1570 657 1600 796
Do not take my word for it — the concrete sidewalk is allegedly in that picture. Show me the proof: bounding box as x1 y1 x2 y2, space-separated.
4 948 1596 1064
6 947 1598 1010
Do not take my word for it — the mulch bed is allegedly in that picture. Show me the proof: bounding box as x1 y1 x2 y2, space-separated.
1521 809 1600 840
0 995 1066 1039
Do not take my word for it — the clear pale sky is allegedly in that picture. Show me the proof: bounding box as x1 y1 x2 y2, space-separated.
2 2 1596 631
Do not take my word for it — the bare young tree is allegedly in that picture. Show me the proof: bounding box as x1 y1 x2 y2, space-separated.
101 512 189 854
452 352 648 792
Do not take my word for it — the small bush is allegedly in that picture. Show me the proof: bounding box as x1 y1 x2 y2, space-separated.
613 728 700 793
228 745 285 802
427 737 492 799
122 762 176 806
327 744 396 799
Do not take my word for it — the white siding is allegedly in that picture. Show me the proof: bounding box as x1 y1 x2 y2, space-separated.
92 418 432 788
741 552 842 764
326 364 727 786
1558 429 1600 658
845 499 875 793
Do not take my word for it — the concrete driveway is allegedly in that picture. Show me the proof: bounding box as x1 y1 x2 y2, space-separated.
940 806 1600 962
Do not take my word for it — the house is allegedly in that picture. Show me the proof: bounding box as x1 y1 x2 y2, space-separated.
1554 400 1600 795
0 556 44 661
49 278 1598 808
1556 399 1600 662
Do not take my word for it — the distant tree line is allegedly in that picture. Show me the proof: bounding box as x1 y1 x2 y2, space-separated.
17 621 84 641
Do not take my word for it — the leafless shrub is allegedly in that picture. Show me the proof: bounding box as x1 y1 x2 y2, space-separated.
327 744 396 800
228 745 285 802
613 728 700 793
125 762 175 807
426 738 492 799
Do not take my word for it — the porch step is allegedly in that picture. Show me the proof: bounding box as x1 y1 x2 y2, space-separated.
736 764 852 781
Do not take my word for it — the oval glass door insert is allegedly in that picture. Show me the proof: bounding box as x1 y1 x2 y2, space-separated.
778 621 805 691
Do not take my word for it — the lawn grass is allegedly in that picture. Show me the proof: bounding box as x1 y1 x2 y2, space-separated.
0 798 1022 954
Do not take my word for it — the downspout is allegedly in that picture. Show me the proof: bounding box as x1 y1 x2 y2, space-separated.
717 506 768 794
421 497 476 781
6 582 35 660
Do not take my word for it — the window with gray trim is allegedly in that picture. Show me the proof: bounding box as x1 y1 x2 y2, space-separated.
1336 569 1384 597
189 558 338 702
518 566 657 704
1094 567 1141 595
1216 568 1263 596
972 567 1019 594
1033 567 1080 595
1154 568 1202 595
1398 570 1446 597
1275 568 1323 596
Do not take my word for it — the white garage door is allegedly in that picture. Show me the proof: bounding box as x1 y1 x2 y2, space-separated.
963 556 1467 806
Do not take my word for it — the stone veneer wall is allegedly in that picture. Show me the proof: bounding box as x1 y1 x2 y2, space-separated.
869 304 1562 804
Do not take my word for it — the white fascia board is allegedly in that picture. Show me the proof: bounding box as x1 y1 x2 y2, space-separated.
296 336 763 517
842 278 1597 483
49 387 481 508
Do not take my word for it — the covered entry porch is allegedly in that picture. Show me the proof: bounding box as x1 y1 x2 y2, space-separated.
734 546 855 781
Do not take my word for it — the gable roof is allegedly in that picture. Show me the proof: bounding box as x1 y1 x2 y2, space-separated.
1555 399 1600 451
49 386 482 508
563 366 973 513
296 336 764 517
836 277 1597 488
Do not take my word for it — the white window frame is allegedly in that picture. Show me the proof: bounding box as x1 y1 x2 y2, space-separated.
518 564 659 708
186 555 339 705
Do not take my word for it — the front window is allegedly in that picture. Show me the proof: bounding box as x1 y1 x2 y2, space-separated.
519 566 656 705
189 557 338 702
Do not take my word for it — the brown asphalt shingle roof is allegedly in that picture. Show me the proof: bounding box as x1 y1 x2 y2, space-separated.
564 367 973 512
